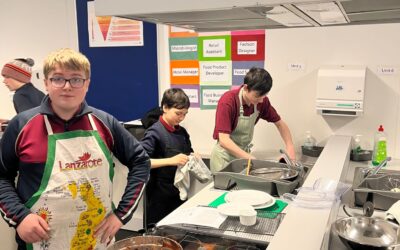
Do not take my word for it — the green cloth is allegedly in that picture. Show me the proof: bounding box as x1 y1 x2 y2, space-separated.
208 192 288 219
257 200 288 219
208 192 228 207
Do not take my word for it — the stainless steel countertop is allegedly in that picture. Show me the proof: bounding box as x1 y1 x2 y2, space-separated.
326 159 400 249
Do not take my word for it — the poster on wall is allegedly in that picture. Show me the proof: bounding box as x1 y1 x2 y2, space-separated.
169 28 265 109
87 2 144 47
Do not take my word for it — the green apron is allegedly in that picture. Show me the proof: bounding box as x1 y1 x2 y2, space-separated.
210 87 259 172
25 114 114 250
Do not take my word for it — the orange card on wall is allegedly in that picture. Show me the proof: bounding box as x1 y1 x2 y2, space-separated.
170 60 200 84
169 26 198 38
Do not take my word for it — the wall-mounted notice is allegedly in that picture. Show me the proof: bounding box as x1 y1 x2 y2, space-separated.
169 26 197 38
198 36 231 61
200 61 232 85
169 37 198 60
287 62 306 71
232 61 265 86
200 86 231 109
231 33 265 61
377 65 397 75
172 84 200 108
170 60 199 84
87 2 143 47
238 41 257 55
203 39 226 57
168 28 265 109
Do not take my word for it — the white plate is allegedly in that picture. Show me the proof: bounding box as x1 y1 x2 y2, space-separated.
253 197 276 209
225 190 273 206
217 202 254 217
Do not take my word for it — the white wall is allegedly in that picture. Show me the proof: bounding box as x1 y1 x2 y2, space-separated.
157 23 400 158
0 0 78 120
0 1 78 249
1 3 400 248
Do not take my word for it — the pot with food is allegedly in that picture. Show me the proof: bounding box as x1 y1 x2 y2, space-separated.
107 236 182 250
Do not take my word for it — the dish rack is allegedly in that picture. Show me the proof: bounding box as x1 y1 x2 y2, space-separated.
213 159 309 196
179 212 285 244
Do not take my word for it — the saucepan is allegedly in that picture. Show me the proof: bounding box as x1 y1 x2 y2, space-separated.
332 216 400 250
249 167 298 181
106 236 183 250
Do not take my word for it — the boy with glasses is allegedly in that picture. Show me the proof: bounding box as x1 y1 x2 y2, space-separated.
0 48 150 249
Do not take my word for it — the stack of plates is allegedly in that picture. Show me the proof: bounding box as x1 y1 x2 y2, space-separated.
217 190 276 216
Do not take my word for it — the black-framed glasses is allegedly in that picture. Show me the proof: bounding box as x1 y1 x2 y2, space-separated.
49 77 86 88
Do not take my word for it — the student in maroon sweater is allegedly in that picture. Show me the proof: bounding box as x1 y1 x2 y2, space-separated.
210 67 296 172
0 48 150 249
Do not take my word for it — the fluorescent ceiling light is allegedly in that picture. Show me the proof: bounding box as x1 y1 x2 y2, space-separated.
266 6 312 27
295 2 348 25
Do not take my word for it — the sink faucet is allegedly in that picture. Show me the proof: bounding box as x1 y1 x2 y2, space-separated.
279 149 305 170
370 156 391 175
279 149 295 167
360 157 391 179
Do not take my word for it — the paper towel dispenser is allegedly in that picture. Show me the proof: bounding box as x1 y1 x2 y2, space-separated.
316 65 366 117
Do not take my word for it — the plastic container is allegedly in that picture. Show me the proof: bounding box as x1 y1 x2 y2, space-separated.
282 178 350 208
303 131 317 150
301 145 324 157
239 208 257 226
372 125 387 166
350 150 372 161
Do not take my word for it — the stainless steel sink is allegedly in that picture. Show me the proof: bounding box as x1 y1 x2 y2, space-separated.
353 166 400 210
213 159 312 196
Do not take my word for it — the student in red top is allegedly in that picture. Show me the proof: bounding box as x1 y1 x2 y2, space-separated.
210 67 296 172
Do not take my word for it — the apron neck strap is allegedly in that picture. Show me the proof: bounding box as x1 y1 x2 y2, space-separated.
44 115 54 135
44 114 97 135
239 88 245 116
88 114 97 131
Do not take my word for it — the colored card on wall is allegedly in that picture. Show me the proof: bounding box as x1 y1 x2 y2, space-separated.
87 2 144 47
171 84 200 108
200 85 230 109
198 35 231 61
231 30 265 36
231 34 265 61
170 60 200 84
169 37 198 60
232 61 265 86
169 26 198 38
200 61 232 85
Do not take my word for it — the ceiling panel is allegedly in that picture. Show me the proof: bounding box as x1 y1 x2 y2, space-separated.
97 0 400 31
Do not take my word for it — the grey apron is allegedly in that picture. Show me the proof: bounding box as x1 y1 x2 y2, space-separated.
210 87 259 172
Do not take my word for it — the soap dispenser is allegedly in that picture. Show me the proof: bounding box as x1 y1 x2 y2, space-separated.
303 131 316 150
352 135 363 154
372 125 387 166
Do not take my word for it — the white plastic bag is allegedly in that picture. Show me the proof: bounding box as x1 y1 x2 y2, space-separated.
187 155 212 183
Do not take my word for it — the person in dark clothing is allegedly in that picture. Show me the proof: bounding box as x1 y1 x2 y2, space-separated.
141 88 196 227
1 58 45 131
2 58 45 113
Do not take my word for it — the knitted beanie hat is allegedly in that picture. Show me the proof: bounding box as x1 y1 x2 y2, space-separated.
1 58 34 83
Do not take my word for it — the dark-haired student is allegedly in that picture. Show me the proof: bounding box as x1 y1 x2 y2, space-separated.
141 88 196 227
210 67 296 172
